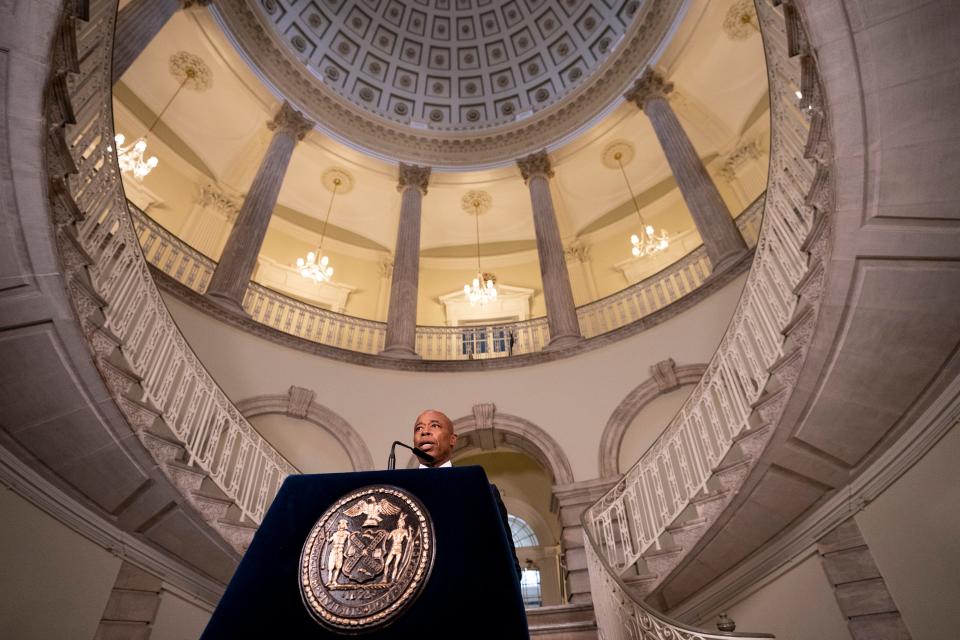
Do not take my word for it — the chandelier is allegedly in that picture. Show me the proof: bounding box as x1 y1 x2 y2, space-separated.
296 175 342 283
113 134 158 179
114 53 211 180
462 195 498 306
612 149 670 259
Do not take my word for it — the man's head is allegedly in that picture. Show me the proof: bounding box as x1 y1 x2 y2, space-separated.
413 409 457 467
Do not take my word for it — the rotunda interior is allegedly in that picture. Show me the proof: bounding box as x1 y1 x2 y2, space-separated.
1 1 959 640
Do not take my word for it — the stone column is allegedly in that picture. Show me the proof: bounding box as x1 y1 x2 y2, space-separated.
517 151 583 349
380 164 430 359
113 0 210 82
625 70 747 271
206 102 313 313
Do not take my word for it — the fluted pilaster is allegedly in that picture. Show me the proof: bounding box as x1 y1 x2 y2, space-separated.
113 0 210 82
380 164 430 359
206 102 313 313
518 151 583 349
625 69 747 270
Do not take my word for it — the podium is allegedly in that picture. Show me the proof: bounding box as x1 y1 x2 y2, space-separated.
201 466 529 639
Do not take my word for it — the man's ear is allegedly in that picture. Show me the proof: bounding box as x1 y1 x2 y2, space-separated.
449 433 458 446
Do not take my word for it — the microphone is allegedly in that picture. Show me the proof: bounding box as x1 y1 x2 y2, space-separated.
387 441 435 470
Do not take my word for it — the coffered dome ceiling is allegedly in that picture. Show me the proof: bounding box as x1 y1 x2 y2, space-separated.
213 0 685 167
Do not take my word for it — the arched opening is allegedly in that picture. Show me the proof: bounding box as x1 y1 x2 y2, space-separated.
236 390 374 472
456 450 564 607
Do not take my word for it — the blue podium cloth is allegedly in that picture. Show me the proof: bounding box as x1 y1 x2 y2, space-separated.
201 466 529 639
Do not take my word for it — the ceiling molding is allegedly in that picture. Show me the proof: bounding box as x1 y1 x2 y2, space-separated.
210 0 686 167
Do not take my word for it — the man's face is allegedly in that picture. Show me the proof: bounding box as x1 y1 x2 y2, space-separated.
413 410 457 467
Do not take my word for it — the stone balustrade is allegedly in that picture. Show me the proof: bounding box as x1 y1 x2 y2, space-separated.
130 198 764 361
53 0 296 544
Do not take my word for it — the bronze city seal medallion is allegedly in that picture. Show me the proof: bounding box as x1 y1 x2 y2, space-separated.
299 485 435 632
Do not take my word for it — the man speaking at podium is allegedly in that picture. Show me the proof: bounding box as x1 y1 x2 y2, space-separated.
413 409 522 579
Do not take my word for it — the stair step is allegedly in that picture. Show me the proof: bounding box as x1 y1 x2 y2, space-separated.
666 518 708 548
528 620 598 639
525 603 595 626
139 431 183 464
94 621 151 640
101 588 159 623
190 491 232 521
733 424 773 460
690 490 729 521
163 460 206 493
713 458 752 492
642 545 684 578
623 571 659 598
216 519 257 553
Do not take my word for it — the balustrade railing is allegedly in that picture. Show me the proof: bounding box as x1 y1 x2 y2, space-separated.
584 532 773 640
131 197 763 360
60 0 296 526
582 0 822 636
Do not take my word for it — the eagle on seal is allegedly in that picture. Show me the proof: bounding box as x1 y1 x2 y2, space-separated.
344 496 401 527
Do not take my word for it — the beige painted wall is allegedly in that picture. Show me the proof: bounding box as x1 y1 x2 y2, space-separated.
259 224 384 319
418 258 547 325
151 590 213 640
856 421 960 640
618 386 694 475
247 414 354 474
720 553 850 640
160 272 747 482
0 488 122 640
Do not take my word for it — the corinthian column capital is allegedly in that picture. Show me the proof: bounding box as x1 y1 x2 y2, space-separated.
517 150 554 183
397 163 431 195
624 68 674 110
267 101 314 140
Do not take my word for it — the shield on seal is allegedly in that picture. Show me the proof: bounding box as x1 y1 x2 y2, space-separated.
299 485 435 633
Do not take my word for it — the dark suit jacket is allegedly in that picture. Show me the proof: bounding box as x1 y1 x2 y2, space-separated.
491 483 523 580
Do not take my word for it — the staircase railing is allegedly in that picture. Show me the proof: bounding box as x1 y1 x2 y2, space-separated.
52 0 296 535
584 525 774 640
582 0 825 635
131 198 764 360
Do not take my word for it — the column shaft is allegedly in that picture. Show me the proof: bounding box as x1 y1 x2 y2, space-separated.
113 0 180 82
206 103 312 313
627 71 747 271
519 152 583 349
381 165 430 359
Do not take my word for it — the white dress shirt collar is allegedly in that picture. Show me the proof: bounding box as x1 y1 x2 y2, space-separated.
418 460 453 469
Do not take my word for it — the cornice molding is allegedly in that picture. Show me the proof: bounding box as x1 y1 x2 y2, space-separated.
209 0 686 167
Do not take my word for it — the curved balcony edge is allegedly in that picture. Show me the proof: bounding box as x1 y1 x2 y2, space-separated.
151 252 753 372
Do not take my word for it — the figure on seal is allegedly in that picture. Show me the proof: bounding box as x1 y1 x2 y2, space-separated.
324 519 350 586
382 512 412 583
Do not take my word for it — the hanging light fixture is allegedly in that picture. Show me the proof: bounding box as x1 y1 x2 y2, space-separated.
114 52 211 180
462 194 498 306
611 149 670 259
296 175 342 283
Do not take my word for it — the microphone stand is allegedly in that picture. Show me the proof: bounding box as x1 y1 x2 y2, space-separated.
387 441 435 470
